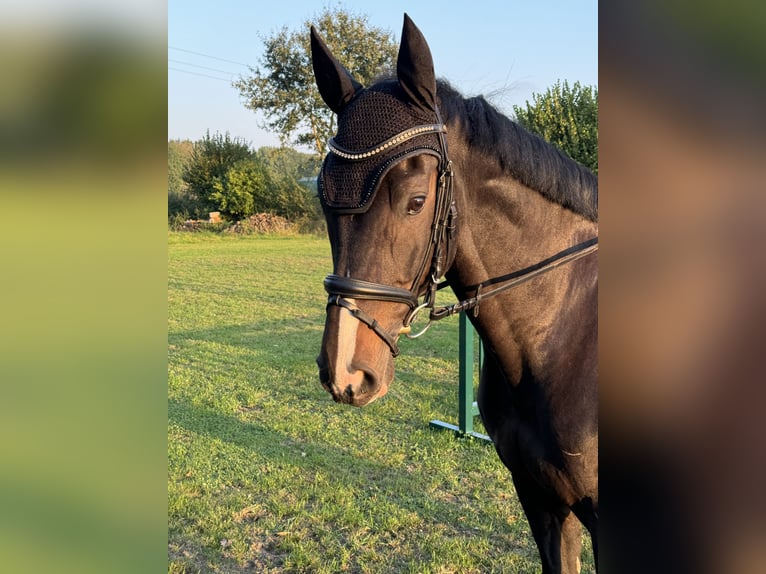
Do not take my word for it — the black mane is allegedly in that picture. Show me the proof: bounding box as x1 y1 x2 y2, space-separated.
436 80 598 222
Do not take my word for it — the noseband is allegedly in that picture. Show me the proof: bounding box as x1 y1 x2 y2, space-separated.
322 117 456 357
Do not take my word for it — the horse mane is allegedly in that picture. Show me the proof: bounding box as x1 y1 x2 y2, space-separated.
436 80 598 222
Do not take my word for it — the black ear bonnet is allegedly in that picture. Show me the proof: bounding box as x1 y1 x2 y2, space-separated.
318 80 445 213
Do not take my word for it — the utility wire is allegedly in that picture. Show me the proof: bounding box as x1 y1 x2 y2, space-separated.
168 67 232 83
168 46 251 68
169 58 239 76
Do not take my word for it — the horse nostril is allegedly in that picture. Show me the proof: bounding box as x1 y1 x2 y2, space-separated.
360 370 378 395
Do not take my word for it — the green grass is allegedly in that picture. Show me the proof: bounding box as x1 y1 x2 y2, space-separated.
168 232 594 573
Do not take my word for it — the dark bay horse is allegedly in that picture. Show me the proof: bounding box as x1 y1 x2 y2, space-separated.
312 15 598 574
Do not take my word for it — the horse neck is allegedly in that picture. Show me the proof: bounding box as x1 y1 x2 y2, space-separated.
446 144 598 382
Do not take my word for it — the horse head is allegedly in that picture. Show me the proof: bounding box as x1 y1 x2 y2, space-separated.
311 15 453 406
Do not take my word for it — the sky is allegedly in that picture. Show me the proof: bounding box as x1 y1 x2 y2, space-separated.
168 0 597 149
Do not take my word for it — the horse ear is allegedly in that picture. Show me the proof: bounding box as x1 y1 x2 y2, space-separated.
310 26 363 115
397 14 436 113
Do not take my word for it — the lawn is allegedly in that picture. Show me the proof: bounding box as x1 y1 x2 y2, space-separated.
167 232 593 573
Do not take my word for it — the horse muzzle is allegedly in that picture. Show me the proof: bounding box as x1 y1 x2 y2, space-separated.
316 353 389 407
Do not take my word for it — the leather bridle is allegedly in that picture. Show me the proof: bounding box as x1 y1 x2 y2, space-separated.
323 112 455 357
322 112 598 357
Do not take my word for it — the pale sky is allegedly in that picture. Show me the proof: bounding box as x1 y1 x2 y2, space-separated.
168 1 597 149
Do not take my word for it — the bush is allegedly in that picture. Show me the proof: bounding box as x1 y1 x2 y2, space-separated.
168 140 206 220
255 147 321 220
168 211 189 231
292 215 327 237
513 80 598 173
210 157 272 220
170 134 322 225
225 213 294 235
183 131 253 213
172 220 231 233
168 189 205 221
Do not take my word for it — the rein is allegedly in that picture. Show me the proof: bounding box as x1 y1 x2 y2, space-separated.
429 237 599 321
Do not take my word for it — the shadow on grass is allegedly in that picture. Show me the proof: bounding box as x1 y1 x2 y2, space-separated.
169 303 466 363
167 323 551 571
168 395 508 536
169 316 486 446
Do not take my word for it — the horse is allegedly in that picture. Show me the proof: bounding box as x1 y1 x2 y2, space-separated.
311 15 598 574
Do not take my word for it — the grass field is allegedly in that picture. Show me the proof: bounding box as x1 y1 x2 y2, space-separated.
168 232 594 573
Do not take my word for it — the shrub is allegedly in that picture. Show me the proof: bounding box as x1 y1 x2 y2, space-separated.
210 158 272 220
183 131 253 213
513 81 598 173
225 213 294 235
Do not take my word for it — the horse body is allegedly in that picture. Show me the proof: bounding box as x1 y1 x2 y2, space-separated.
445 128 598 572
446 129 599 453
311 15 597 573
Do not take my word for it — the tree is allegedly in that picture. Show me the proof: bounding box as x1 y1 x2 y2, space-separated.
255 147 320 219
168 139 193 196
513 81 598 174
168 140 201 220
182 131 253 214
210 150 319 221
210 158 272 219
256 146 321 182
234 7 398 157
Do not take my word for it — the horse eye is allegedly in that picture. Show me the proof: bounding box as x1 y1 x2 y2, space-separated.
407 196 426 215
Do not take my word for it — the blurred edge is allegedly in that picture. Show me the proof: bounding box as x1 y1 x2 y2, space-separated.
3 1 766 573
0 3 167 574
600 1 766 573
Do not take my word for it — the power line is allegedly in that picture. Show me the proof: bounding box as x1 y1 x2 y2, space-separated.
168 46 251 68
168 58 239 76
168 66 232 83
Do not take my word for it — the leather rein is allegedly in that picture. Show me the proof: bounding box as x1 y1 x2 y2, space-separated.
323 116 598 357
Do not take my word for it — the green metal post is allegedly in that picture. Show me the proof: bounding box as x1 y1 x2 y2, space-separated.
458 312 474 434
429 313 491 442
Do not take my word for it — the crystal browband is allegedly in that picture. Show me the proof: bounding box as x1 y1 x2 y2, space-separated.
327 124 447 161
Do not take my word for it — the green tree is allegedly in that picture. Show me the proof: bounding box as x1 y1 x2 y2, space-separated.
210 158 272 219
168 139 200 220
234 7 398 157
168 139 193 196
211 151 317 221
182 131 253 214
513 81 598 173
256 146 321 181
256 147 320 219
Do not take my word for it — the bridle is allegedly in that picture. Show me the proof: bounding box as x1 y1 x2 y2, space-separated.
321 111 598 357
322 111 455 357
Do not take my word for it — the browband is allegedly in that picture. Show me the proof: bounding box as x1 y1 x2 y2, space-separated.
327 124 446 161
